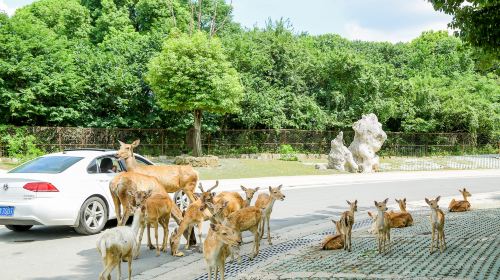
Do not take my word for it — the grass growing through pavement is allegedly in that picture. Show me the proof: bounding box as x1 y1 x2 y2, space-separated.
196 158 340 180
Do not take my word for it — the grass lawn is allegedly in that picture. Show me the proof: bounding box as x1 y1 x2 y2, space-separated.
0 162 17 171
196 159 341 180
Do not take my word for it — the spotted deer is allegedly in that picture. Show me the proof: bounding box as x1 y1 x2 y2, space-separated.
448 188 471 212
321 219 344 250
426 196 446 253
255 185 285 245
203 223 242 280
374 198 391 254
388 198 413 228
339 200 357 252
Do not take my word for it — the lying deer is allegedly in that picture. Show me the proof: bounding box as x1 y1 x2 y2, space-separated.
321 219 344 250
203 223 242 280
448 188 471 212
240 186 260 206
388 198 413 228
426 196 446 253
374 198 391 254
116 140 199 203
170 182 221 256
255 185 285 245
339 200 357 252
96 206 142 280
130 189 176 257
205 200 263 262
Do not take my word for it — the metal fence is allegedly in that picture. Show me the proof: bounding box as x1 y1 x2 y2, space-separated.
0 126 497 157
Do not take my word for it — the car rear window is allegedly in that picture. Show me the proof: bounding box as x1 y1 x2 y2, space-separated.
9 156 84 174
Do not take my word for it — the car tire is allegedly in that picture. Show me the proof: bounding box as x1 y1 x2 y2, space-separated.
174 190 190 213
5 225 33 232
74 196 108 235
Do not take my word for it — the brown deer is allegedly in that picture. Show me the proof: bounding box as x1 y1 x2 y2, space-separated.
388 198 413 228
129 190 175 258
240 186 260 206
116 140 199 203
426 196 446 253
374 198 391 254
198 182 246 218
448 188 471 212
203 223 242 280
339 200 357 252
255 185 285 245
321 219 344 250
205 201 263 262
169 182 220 256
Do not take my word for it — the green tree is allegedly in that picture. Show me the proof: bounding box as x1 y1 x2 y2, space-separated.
146 31 243 156
428 0 500 51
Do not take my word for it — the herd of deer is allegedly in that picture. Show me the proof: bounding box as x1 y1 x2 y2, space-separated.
322 188 472 255
95 140 285 280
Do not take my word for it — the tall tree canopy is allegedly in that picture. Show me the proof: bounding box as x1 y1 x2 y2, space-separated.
146 30 243 156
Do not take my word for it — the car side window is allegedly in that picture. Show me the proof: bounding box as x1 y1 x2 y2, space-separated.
87 157 123 174
135 156 152 166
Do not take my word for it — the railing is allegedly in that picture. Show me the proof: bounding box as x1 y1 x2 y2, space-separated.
0 126 497 157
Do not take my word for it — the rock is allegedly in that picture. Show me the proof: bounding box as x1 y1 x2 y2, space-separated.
327 131 358 172
315 163 328 170
348 113 387 173
174 155 219 167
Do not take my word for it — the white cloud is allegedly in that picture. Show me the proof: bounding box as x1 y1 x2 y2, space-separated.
0 1 15 16
343 20 451 43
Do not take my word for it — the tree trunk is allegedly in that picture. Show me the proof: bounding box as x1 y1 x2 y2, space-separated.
192 109 202 157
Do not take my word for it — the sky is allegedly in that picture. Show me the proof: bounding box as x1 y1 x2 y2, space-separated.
0 0 453 43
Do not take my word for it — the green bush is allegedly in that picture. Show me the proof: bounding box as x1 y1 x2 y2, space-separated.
279 144 298 161
0 126 45 161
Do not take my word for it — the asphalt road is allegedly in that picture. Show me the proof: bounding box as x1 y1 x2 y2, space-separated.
1 173 499 280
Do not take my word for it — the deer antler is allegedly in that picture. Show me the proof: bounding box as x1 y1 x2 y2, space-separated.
198 182 205 193
207 180 219 192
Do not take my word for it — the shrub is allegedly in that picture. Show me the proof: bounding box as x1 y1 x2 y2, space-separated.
279 144 298 161
0 126 45 161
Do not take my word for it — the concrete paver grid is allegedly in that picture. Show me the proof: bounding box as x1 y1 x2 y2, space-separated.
242 208 500 280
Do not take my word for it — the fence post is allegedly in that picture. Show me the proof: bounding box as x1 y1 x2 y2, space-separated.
161 130 165 156
57 127 62 151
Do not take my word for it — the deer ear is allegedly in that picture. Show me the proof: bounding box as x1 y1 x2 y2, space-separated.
211 192 216 197
269 186 272 192
210 223 217 231
277 184 283 190
240 185 246 191
118 140 125 146
383 198 389 204
346 200 351 205
374 201 378 206
354 200 358 205
255 187 260 191
436 196 441 202
403 198 406 203
425 198 430 205
131 139 140 148
146 189 153 198
395 199 400 203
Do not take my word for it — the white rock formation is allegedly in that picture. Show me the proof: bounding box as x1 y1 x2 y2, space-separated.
327 131 358 172
348 113 387 173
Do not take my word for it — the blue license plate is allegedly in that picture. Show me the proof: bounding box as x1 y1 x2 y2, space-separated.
0 206 14 217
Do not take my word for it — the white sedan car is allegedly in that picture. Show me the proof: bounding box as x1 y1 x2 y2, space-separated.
0 149 187 235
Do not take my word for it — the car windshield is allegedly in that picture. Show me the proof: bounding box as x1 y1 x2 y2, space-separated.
9 156 84 174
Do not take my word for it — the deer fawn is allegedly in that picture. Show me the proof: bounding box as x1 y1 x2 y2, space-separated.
448 188 471 212
388 198 413 228
426 196 446 253
204 223 242 280
240 186 260 206
339 200 357 251
321 219 344 250
374 198 391 254
255 185 285 245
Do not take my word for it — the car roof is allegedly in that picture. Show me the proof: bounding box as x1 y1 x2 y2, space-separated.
47 149 118 159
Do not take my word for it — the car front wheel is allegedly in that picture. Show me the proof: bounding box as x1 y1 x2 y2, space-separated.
5 225 33 232
174 190 190 213
74 196 108 235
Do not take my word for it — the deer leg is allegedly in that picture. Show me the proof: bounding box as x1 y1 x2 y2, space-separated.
266 216 272 245
442 229 447 250
197 222 203 253
127 255 132 280
111 193 121 225
120 205 131 226
252 228 259 259
147 223 155 250
154 222 160 256
220 262 225 280
134 222 146 259
208 267 212 280
161 218 169 252
185 224 194 250
116 258 121 280
387 230 391 253
430 225 435 253
347 226 352 252
215 265 219 280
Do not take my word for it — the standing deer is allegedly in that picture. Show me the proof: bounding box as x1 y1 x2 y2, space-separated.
255 185 286 245
339 200 357 252
203 223 242 280
374 198 391 254
240 186 260 206
116 140 199 203
388 198 413 227
198 182 246 217
321 219 344 250
448 188 472 212
426 196 446 253
96 206 142 280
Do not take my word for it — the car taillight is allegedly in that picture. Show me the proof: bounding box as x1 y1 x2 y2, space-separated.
23 182 59 192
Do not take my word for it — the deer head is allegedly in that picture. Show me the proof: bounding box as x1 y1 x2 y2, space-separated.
209 223 241 247
127 189 152 209
241 185 259 202
268 185 285 201
425 196 441 210
346 200 358 212
169 227 183 257
374 198 389 212
459 188 471 198
198 181 219 211
116 139 140 160
395 198 407 212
